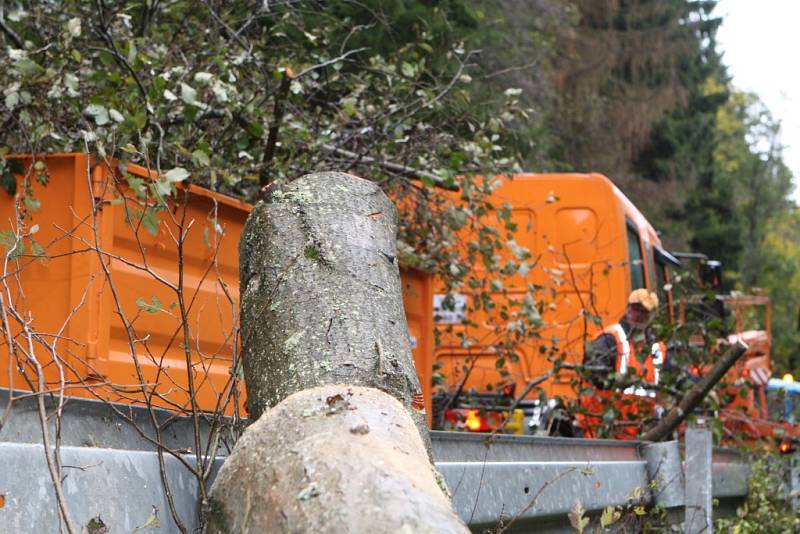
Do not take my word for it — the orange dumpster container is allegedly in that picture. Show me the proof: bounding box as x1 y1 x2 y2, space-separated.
0 153 434 418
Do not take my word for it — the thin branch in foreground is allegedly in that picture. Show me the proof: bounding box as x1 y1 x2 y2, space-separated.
318 143 458 190
0 5 23 48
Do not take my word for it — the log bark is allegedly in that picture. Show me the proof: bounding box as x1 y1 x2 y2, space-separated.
206 171 467 533
205 385 467 534
640 341 748 442
239 171 428 438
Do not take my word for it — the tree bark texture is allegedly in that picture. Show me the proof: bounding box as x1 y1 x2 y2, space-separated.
205 385 468 534
239 171 428 436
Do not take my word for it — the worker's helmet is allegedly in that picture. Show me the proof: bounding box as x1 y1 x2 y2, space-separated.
628 288 658 312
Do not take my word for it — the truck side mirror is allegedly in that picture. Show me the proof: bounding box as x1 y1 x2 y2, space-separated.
699 260 722 289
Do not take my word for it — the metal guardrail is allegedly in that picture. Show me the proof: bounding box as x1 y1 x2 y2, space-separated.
431 431 750 532
0 391 756 532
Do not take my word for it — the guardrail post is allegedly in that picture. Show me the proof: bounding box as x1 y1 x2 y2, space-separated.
790 452 800 510
685 428 713 533
643 440 684 510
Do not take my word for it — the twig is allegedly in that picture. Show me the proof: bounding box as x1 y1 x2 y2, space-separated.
293 47 367 79
318 143 458 190
482 60 539 80
259 70 292 189
491 366 560 435
84 151 187 533
0 4 23 48
497 467 579 533
23 323 77 534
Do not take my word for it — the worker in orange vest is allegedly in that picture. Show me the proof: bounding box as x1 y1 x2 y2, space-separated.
584 288 666 395
577 289 667 438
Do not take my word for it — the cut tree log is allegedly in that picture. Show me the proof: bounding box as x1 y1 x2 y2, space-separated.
205 172 467 533
204 385 467 534
238 171 427 440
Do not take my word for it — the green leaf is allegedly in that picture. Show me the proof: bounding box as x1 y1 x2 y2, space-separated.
245 121 264 139
192 150 210 167
14 59 44 77
180 83 203 107
84 104 110 126
125 175 147 198
0 230 24 258
1 171 16 195
164 167 190 183
131 506 159 532
66 17 82 37
29 238 47 262
24 196 40 212
600 506 619 528
136 296 163 314
7 160 24 174
153 179 172 197
127 40 137 65
141 207 161 236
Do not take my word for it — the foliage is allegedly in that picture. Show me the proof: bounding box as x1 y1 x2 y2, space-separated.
0 0 524 255
758 208 800 374
715 455 800 533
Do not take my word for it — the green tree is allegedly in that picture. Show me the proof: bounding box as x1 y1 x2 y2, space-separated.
756 208 800 373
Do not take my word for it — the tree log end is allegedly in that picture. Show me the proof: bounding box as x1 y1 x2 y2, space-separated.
205 385 467 534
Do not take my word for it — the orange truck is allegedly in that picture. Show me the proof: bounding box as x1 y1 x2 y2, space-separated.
430 173 799 446
432 173 680 431
1 154 791 446
0 153 434 419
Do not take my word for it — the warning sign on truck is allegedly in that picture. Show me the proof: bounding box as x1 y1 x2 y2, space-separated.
433 293 467 324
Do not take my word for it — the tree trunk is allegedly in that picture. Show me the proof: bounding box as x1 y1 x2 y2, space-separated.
205 172 467 533
238 172 427 438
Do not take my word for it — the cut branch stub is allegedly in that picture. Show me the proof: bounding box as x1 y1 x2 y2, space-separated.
239 171 424 427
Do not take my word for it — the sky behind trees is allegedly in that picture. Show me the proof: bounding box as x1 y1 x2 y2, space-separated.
717 0 800 203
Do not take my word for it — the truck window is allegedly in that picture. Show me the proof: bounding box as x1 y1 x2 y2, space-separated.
626 223 646 290
654 247 679 304
655 258 667 299
646 244 656 290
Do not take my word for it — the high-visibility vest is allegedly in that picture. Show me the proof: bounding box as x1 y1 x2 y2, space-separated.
603 324 667 397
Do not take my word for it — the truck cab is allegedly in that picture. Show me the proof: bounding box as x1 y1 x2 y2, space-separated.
432 173 678 431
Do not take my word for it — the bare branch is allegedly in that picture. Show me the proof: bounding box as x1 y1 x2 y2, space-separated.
0 4 23 48
318 143 458 190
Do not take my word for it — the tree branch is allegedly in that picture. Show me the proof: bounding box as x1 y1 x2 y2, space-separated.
318 143 458 190
258 70 292 188
640 341 748 442
492 366 560 435
0 4 23 48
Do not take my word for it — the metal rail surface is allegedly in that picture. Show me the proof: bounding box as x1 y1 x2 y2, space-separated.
0 390 753 532
431 431 750 532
